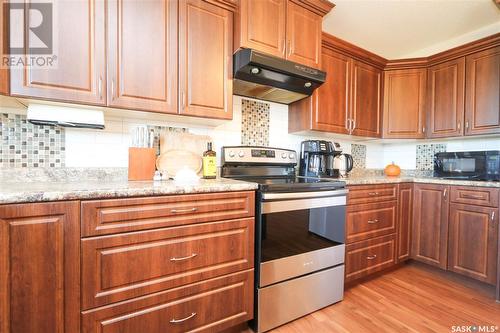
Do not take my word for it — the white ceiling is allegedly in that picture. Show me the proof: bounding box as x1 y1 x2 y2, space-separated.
322 0 500 59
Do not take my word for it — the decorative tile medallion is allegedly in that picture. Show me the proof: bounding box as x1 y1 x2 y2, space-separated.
351 144 366 169
416 143 446 170
0 113 65 168
241 99 270 146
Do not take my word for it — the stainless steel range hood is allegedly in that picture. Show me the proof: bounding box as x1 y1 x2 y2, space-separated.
233 48 326 104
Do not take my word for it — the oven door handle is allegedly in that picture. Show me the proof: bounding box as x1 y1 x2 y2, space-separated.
261 195 346 214
261 189 348 201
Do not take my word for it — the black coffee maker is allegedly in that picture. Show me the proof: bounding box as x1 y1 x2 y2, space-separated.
299 140 341 178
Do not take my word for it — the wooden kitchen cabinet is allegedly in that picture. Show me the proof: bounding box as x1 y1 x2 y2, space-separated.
286 1 322 67
235 0 287 58
351 60 382 137
179 0 233 119
10 0 107 105
234 0 332 68
0 201 80 333
396 184 413 262
0 2 8 95
448 203 498 285
427 58 465 138
464 46 500 136
107 0 178 113
382 69 427 138
289 48 351 134
412 184 450 269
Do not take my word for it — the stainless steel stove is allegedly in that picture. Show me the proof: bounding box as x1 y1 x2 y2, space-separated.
221 146 346 333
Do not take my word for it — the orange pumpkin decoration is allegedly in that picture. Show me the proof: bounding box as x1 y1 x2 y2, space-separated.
384 162 401 177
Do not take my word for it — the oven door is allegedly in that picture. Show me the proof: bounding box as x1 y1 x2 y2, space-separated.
258 190 347 287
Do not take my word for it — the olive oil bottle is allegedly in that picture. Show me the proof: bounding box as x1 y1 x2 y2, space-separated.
202 142 217 179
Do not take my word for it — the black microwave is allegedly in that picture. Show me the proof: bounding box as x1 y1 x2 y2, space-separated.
434 151 500 181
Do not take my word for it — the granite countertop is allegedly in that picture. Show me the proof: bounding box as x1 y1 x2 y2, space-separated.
0 178 258 205
343 175 500 188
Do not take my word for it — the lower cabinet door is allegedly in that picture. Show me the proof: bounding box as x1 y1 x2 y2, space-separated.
345 234 396 282
0 201 80 333
412 184 450 269
396 184 413 262
448 203 498 285
82 270 254 333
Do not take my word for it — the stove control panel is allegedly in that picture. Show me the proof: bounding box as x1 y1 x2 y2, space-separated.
222 146 297 165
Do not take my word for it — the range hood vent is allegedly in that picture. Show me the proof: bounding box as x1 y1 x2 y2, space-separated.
27 104 105 130
233 48 326 104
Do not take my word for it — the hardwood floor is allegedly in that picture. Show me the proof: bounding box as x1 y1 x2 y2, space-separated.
242 262 500 333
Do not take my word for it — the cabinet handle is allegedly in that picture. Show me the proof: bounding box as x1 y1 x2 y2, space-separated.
181 91 186 110
170 253 198 262
346 118 351 132
368 192 379 196
492 211 496 222
98 77 102 99
171 207 197 214
443 188 447 199
422 126 426 133
366 255 377 260
351 119 356 132
287 40 292 57
367 219 379 224
465 121 469 130
282 39 286 56
111 79 115 99
457 121 461 130
170 312 197 324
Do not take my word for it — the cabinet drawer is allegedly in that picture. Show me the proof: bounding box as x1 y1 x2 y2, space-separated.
345 234 395 282
346 201 397 243
82 218 254 309
347 185 397 205
450 186 499 207
81 191 255 236
82 270 254 333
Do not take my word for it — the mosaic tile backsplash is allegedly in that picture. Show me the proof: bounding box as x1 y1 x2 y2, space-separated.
0 113 65 168
241 99 270 146
416 143 447 170
351 144 367 169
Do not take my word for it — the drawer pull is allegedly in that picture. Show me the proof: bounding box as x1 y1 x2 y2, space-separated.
170 253 198 262
367 219 379 224
170 207 198 214
170 312 197 324
461 194 484 200
366 255 377 260
368 192 379 196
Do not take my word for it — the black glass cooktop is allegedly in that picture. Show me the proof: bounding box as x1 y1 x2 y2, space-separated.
234 176 346 192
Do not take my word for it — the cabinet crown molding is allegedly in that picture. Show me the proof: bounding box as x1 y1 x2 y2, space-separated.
290 0 335 16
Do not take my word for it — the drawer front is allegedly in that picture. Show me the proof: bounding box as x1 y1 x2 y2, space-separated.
347 185 397 205
82 218 254 309
82 270 254 333
450 186 499 207
345 234 395 282
346 201 397 243
81 191 255 236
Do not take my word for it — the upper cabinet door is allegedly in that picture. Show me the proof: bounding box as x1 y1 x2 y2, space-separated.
236 0 286 58
286 1 321 68
464 46 500 136
383 69 427 139
179 0 233 119
312 48 350 134
10 0 106 105
107 0 177 114
427 58 465 138
351 60 382 137
0 2 8 95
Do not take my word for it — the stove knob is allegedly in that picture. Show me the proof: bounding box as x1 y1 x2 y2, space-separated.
281 153 287 159
228 151 235 158
289 153 295 160
238 151 245 158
